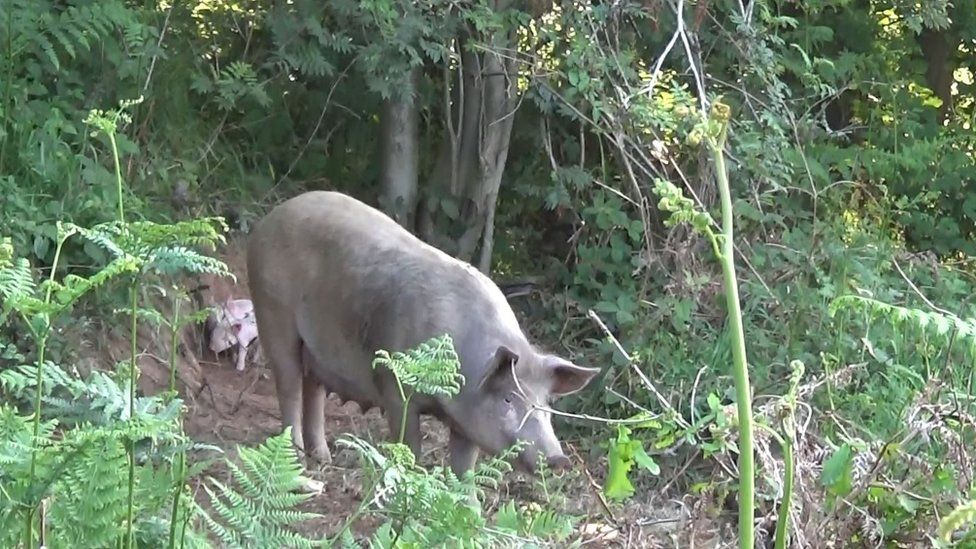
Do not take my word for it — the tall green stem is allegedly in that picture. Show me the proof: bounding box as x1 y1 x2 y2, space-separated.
126 281 138 548
24 231 71 547
109 132 125 225
167 293 185 549
773 435 794 549
167 451 185 549
168 295 181 395
22 336 45 547
395 379 411 444
709 102 755 549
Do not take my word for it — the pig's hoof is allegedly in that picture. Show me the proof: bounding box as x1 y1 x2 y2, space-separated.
305 445 333 466
297 477 325 494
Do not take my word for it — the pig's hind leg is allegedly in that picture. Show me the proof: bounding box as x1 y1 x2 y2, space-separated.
299 346 331 464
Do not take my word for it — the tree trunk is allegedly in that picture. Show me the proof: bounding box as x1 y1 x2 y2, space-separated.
916 27 955 120
424 31 518 272
413 0 520 271
379 67 420 228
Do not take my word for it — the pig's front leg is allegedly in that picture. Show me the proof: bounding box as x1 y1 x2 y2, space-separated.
449 430 480 477
235 343 247 372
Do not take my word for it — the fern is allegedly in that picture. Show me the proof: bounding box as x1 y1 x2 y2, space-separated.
197 429 321 548
73 218 232 280
0 0 136 72
493 500 577 542
829 294 976 358
339 435 487 546
372 334 465 399
46 435 131 546
829 295 976 338
0 239 36 303
0 403 191 549
938 499 976 542
2 225 141 323
337 435 569 547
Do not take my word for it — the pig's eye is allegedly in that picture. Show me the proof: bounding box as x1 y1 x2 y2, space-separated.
504 394 513 404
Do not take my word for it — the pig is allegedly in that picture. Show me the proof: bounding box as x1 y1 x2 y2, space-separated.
246 191 599 475
208 298 259 372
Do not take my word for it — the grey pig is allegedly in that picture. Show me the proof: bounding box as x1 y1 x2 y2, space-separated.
246 191 599 475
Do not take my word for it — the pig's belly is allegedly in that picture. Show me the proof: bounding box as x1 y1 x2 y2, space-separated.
300 345 382 410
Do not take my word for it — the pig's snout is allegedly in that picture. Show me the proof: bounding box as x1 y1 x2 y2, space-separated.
516 447 572 474
546 454 571 471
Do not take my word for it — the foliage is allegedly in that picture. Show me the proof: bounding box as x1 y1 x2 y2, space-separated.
197 429 321 548
2 0 976 545
0 395 194 548
372 334 465 399
339 336 578 546
603 424 660 501
938 499 976 544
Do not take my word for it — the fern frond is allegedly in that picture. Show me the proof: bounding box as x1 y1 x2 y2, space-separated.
829 295 976 340
372 334 465 398
939 499 976 541
146 246 231 277
0 255 36 304
197 430 321 547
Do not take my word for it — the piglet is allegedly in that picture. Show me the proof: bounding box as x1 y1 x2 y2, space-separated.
208 298 259 372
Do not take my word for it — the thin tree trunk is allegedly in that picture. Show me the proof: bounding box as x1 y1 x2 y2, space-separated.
379 67 420 228
421 6 519 269
455 41 517 268
916 27 955 120
477 190 499 272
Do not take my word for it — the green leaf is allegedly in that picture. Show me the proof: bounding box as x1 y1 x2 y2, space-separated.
821 443 854 497
631 445 660 475
603 439 635 501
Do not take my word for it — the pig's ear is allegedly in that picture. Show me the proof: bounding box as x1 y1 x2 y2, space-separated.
545 356 600 396
477 345 520 390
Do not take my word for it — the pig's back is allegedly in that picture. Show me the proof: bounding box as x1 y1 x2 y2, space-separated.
247 191 526 364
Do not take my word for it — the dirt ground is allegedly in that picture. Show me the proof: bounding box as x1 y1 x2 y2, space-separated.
112 236 721 547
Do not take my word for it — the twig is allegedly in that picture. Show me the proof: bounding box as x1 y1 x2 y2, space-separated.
568 445 618 524
271 60 355 192
892 258 954 317
143 3 176 92
586 310 690 430
630 0 684 102
660 447 701 495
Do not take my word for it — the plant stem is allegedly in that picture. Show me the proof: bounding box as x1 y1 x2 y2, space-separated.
109 132 125 225
167 451 185 549
393 376 412 446
167 291 185 549
169 294 181 395
709 102 755 549
24 230 71 547
773 435 794 549
329 478 378 546
129 281 138 419
22 335 45 547
126 280 138 548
